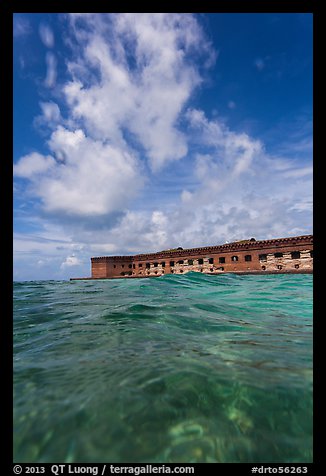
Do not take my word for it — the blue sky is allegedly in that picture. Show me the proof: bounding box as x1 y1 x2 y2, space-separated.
13 13 313 281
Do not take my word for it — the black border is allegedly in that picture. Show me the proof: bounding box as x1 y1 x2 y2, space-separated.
5 0 319 471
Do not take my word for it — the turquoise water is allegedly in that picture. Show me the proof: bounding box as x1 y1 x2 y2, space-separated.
13 273 313 463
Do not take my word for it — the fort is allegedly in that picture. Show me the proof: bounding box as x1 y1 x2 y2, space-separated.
74 234 313 280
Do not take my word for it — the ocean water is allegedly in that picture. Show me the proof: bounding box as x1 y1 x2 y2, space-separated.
13 273 313 463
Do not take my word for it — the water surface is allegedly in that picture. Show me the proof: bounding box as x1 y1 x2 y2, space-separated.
14 273 313 462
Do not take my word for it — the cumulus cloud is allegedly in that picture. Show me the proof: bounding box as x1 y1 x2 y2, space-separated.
15 13 214 221
64 13 214 170
14 125 142 216
14 152 56 178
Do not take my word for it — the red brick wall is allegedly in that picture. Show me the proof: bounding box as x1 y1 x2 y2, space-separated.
91 236 313 278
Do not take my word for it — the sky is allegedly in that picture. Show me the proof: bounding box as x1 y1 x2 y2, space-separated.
13 13 313 281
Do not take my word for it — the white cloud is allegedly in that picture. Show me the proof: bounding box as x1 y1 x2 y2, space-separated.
40 101 61 122
15 126 143 216
187 108 263 179
228 101 236 109
14 152 56 178
15 13 214 220
14 17 32 38
33 102 61 130
45 52 57 87
39 23 54 48
64 13 214 170
61 255 82 269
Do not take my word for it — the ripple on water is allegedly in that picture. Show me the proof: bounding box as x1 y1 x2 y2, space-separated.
14 274 312 463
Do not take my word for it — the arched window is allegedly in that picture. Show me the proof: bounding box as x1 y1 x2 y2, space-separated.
231 256 238 262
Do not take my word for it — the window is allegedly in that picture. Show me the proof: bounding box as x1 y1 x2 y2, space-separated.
146 263 150 269
171 270 174 273
210 268 214 272
133 264 135 269
113 265 116 268
170 261 175 267
208 258 214 264
274 253 283 258
231 256 238 262
128 264 132 268
180 269 183 273
188 259 193 265
245 255 252 262
219 257 225 264
128 271 132 276
198 258 204 265
122 264 124 268
200 269 203 272
178 260 184 264
259 254 267 261
261 266 266 271
310 250 313 258
154 262 158 267
121 272 125 276
277 265 283 270
161 262 165 267
155 271 158 274
139 263 143 267
294 264 299 269
291 251 301 259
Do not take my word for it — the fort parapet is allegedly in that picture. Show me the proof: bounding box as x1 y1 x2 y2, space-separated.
84 235 313 279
